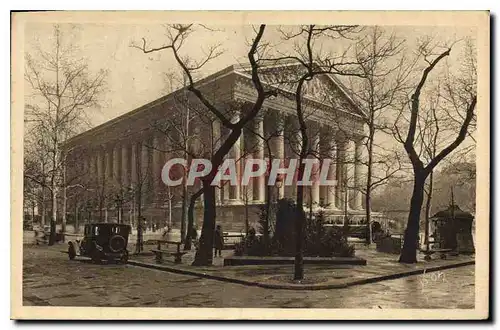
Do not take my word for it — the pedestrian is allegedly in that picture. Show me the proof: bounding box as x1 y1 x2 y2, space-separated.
135 217 145 254
213 225 224 257
191 226 198 241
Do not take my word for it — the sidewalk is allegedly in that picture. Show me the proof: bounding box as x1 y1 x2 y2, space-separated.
25 235 474 290
129 245 475 290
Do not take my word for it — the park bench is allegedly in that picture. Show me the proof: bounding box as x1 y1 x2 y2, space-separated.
151 240 186 264
222 232 245 249
421 248 453 260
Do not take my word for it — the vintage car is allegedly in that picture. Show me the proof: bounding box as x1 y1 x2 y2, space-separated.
68 223 131 263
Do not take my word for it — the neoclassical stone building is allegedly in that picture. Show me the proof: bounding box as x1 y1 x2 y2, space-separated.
64 62 369 232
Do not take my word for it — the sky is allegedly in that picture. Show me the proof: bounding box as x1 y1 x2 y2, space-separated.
23 21 479 174
24 22 478 127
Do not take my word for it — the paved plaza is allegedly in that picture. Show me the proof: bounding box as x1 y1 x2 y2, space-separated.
22 244 475 309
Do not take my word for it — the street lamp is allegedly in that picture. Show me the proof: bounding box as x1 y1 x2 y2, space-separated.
85 200 93 224
114 193 123 224
275 175 283 203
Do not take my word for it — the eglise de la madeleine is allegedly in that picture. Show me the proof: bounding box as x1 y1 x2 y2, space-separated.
64 61 371 232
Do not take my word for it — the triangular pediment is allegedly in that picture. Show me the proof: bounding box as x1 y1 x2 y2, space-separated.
234 61 365 117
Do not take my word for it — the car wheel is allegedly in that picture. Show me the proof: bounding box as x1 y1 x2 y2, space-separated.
68 243 76 260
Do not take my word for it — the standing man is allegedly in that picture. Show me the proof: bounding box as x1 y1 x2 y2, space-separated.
213 225 224 258
135 217 145 254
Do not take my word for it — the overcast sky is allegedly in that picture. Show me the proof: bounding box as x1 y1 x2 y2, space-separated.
24 23 477 128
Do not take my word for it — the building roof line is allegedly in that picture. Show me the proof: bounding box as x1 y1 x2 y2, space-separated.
64 64 239 146
65 61 365 146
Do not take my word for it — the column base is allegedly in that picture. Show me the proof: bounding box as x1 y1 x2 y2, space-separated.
222 199 244 206
249 199 266 205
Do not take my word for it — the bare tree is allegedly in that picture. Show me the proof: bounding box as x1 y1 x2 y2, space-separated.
260 24 364 280
134 24 276 265
24 25 107 245
342 26 414 243
393 39 477 263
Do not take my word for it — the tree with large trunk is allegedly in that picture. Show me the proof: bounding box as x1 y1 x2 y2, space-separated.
394 42 477 263
135 24 276 265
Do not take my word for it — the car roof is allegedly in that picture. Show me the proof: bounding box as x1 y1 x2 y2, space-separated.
85 223 130 228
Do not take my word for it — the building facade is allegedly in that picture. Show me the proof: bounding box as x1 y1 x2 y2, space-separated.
64 62 370 232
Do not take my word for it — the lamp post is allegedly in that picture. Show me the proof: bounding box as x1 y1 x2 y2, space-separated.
85 200 92 224
114 193 123 224
275 175 284 203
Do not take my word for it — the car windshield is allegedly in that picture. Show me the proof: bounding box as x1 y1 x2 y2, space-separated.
85 225 127 236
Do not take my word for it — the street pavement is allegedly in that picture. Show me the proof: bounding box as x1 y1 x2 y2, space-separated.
22 245 475 308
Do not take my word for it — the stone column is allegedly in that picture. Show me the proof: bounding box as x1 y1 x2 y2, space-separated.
346 139 356 210
269 112 285 199
286 116 301 200
353 138 364 210
113 144 121 185
152 135 162 201
83 154 89 176
96 148 103 181
253 117 266 202
310 132 320 206
221 136 231 204
121 144 129 189
130 142 138 185
141 141 150 203
228 113 241 203
104 146 112 182
336 138 348 210
323 133 338 210
89 152 96 178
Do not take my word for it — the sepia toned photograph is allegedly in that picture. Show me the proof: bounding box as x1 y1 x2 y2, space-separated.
11 11 489 320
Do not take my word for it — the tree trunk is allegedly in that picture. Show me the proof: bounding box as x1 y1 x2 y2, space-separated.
168 197 172 229
180 184 188 243
399 173 426 263
49 187 57 246
99 195 104 222
135 189 143 254
294 180 306 280
343 190 349 235
263 143 273 246
75 204 79 234
184 189 203 251
262 179 272 246
308 187 313 222
192 181 216 266
244 188 249 235
424 171 434 252
294 160 306 281
41 187 46 226
61 183 67 242
31 202 35 228
365 129 374 244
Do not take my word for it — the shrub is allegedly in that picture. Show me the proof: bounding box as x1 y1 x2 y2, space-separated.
319 226 356 257
274 198 297 256
233 228 276 256
304 212 356 258
234 205 355 258
257 202 276 238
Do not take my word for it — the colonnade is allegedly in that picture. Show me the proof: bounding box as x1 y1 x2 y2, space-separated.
82 110 365 211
